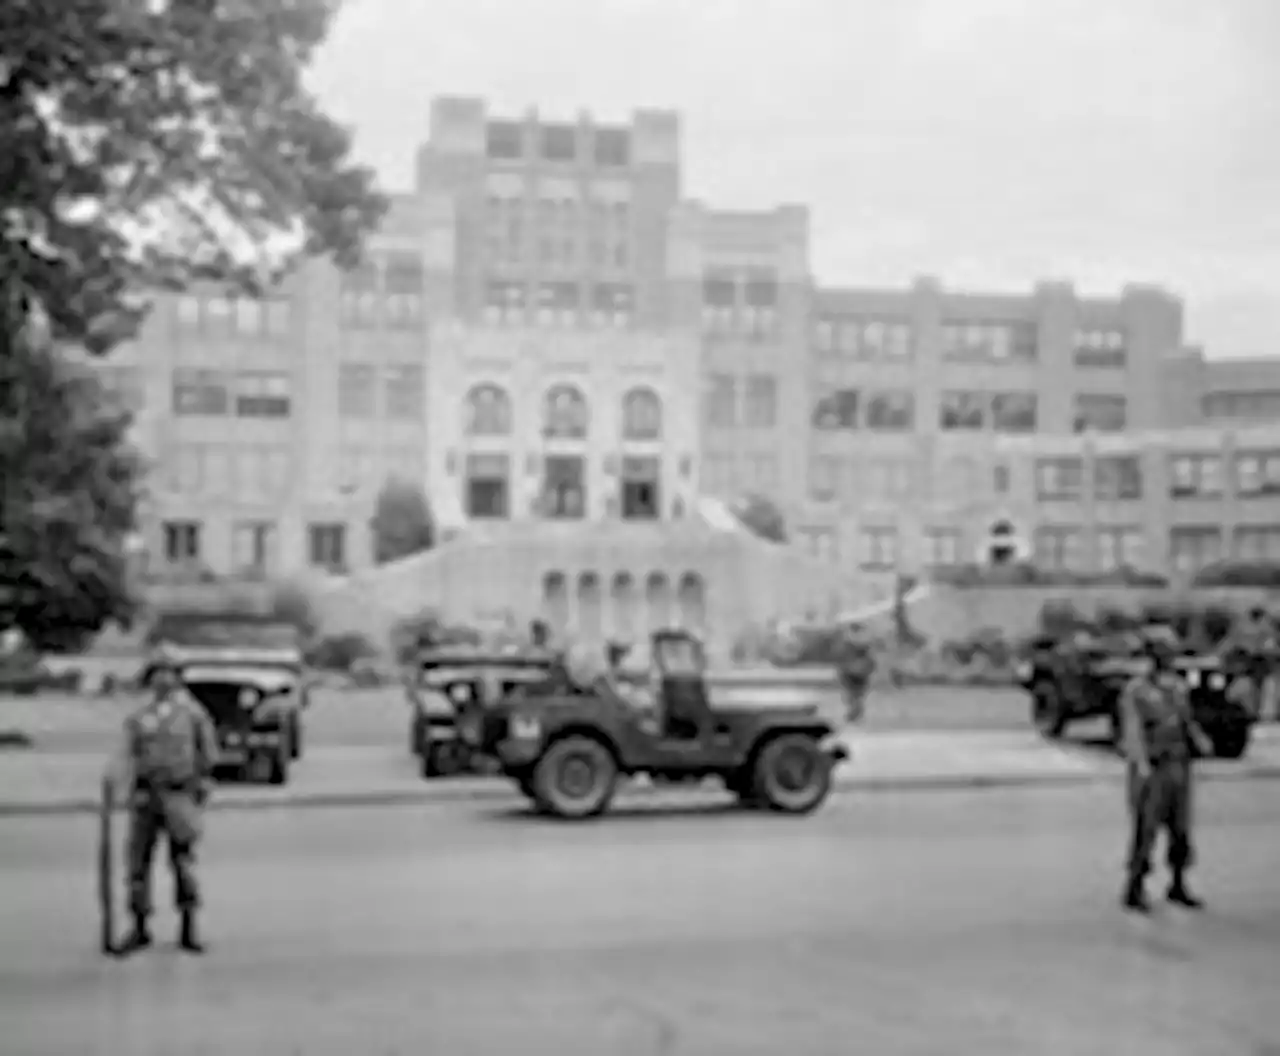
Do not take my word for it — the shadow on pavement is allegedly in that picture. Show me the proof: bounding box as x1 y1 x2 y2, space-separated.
480 797 791 825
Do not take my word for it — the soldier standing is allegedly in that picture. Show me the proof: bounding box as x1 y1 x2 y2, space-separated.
105 657 218 954
836 621 875 724
1118 635 1215 913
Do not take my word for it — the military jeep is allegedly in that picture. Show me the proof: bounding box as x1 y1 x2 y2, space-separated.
478 629 850 820
1019 631 1254 759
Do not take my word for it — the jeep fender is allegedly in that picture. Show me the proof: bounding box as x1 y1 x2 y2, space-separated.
538 724 625 769
744 725 838 771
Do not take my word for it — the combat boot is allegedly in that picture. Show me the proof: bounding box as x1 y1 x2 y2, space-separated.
1122 876 1150 913
1167 873 1204 909
178 910 205 954
115 915 152 956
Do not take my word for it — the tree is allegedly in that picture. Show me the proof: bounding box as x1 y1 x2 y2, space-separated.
2 0 387 353
0 327 142 651
732 493 788 544
370 478 436 565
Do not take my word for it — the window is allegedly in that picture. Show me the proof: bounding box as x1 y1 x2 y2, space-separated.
171 368 229 415
811 388 860 430
385 365 424 420
590 282 633 327
621 387 662 441
741 272 779 340
534 281 580 327
865 390 914 431
1097 526 1144 571
859 527 899 570
1035 457 1083 501
939 391 987 431
924 527 963 566
338 364 376 418
942 321 1037 362
483 280 526 325
620 457 660 521
542 385 588 440
704 375 736 428
541 455 585 518
744 375 777 428
1073 328 1126 368
1094 456 1142 500
464 384 512 437
232 297 290 338
1073 393 1127 433
465 454 510 519
384 254 425 329
234 372 291 418
308 523 347 572
1033 526 1083 570
594 128 630 166
1169 454 1223 498
1203 390 1280 422
701 270 737 335
1233 526 1280 561
231 521 275 577
1170 527 1222 574
486 120 523 159
831 318 913 359
339 263 379 328
809 455 840 502
991 392 1038 433
540 123 577 161
1234 451 1280 497
162 521 201 564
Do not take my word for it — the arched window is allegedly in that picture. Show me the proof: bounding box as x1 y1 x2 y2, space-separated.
621 387 662 441
542 384 588 439
464 384 512 437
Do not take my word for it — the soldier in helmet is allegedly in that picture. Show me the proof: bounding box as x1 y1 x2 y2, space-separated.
835 620 876 724
105 655 218 954
1117 631 1214 913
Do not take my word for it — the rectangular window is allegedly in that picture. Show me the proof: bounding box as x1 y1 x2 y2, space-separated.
1035 457 1083 501
832 318 913 360
1234 451 1280 497
590 282 633 327
384 253 425 330
384 364 424 420
171 368 229 416
593 127 630 166
231 521 275 577
941 321 1037 362
1203 390 1280 422
859 527 899 570
865 390 914 431
620 456 661 521
1169 454 1223 498
1073 393 1127 433
811 388 860 430
1073 328 1126 368
990 392 1038 434
485 120 523 159
233 297 291 339
705 374 737 428
234 372 291 418
540 455 586 519
162 520 202 564
339 262 380 329
1033 526 1084 570
1233 526 1280 561
939 390 988 431
534 281 581 327
1097 525 1144 571
744 375 777 428
465 454 510 520
540 123 577 161
1170 527 1222 574
1094 455 1142 500
808 455 841 502
307 523 347 572
923 527 963 566
338 364 376 418
484 279 527 325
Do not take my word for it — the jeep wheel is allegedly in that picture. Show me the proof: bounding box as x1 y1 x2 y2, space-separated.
1031 683 1068 740
1213 726 1250 760
752 734 832 815
532 736 618 820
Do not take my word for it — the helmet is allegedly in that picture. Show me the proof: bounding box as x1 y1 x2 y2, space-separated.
1138 625 1179 661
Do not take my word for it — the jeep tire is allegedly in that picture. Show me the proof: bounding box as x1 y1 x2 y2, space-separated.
752 733 832 814
532 736 618 820
1031 682 1068 739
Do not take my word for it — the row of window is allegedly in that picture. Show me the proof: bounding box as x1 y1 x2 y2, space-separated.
338 253 428 331
336 364 426 420
809 389 1124 434
485 121 631 166
172 369 292 418
460 454 672 521
161 520 350 574
463 384 664 440
1036 451 1280 501
175 295 292 339
482 279 634 327
158 445 424 501
1202 390 1280 423
485 233 631 270
703 375 778 429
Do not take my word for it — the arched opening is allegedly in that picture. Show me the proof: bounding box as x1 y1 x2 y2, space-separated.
463 384 513 437
676 572 706 635
542 384 589 440
988 519 1017 566
644 572 671 635
610 572 637 645
576 571 603 646
542 571 569 640
621 387 662 441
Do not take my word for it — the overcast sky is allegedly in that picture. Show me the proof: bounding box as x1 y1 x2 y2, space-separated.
307 0 1280 359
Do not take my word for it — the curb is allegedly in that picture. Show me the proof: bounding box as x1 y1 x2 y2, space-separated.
3 764 1278 819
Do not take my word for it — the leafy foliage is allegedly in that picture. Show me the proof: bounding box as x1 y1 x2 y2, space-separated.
731 493 787 544
370 478 436 565
2 0 387 353
0 328 142 651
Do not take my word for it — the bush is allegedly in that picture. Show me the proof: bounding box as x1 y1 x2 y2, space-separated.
390 609 482 664
306 633 377 673
269 582 319 643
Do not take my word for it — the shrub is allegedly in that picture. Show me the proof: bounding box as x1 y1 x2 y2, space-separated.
306 633 377 673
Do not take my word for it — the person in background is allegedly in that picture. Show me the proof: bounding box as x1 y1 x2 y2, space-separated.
1117 633 1215 913
105 657 218 955
836 621 876 724
1219 607 1277 721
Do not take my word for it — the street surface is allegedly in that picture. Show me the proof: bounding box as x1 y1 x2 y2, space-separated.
3 783 1279 1055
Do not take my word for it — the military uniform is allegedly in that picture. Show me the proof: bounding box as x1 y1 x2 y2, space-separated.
1117 644 1213 912
836 624 875 724
106 664 218 954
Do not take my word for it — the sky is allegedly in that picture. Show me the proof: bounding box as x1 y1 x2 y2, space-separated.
306 0 1280 359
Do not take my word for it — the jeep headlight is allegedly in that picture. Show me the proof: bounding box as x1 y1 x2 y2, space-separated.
509 714 541 740
1184 670 1201 688
1208 673 1225 690
238 687 260 708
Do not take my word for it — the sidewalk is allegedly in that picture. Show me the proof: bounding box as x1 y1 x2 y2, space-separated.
2 728 1278 817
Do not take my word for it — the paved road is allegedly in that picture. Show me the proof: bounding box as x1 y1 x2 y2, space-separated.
3 784 1279 1055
